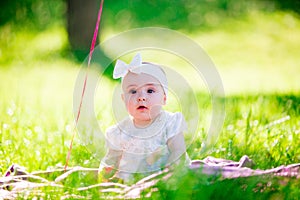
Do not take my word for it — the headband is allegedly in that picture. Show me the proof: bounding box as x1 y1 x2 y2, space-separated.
113 53 168 95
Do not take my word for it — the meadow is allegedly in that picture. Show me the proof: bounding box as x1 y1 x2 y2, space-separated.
0 9 299 199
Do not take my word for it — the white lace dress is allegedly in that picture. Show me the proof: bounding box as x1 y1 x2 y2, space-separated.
100 111 189 180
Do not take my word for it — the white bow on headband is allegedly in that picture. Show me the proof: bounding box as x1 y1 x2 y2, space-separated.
113 53 168 95
113 53 142 79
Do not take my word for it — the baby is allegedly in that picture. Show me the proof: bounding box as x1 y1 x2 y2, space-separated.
99 53 190 183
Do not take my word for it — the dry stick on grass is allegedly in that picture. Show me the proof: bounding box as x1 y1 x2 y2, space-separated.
1 174 50 185
1 161 299 199
54 166 99 183
0 181 65 200
77 182 129 192
31 167 72 175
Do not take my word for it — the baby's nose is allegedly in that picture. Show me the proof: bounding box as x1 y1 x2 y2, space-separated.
138 96 146 102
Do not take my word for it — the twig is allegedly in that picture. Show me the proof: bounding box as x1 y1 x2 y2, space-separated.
1 174 50 185
55 166 98 183
31 167 70 175
3 181 63 191
77 182 129 192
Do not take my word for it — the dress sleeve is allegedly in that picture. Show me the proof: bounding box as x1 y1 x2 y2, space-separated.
105 125 122 151
100 126 122 168
166 112 187 140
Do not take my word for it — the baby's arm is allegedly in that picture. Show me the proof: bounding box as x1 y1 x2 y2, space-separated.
99 149 122 182
167 132 187 166
103 149 122 167
146 132 187 166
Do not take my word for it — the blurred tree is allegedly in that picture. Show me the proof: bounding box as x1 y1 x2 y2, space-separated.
1 0 299 67
1 0 299 34
273 0 300 13
0 0 64 29
101 0 282 32
67 0 113 77
67 0 98 61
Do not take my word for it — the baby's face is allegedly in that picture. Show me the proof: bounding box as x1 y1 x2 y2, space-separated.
122 72 166 127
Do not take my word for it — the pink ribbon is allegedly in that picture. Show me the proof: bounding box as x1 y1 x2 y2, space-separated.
65 0 105 170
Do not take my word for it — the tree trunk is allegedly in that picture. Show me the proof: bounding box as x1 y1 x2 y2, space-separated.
67 0 98 61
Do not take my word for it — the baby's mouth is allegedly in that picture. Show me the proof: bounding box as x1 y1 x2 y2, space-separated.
137 105 148 110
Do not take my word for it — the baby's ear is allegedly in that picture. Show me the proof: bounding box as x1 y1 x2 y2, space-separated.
163 94 167 105
121 93 125 101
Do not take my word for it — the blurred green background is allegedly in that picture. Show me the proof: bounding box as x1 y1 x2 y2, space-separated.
1 0 299 93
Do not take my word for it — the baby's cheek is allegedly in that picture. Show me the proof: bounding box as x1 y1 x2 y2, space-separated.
125 100 133 110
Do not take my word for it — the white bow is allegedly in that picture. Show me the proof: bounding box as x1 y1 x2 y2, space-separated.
113 53 142 79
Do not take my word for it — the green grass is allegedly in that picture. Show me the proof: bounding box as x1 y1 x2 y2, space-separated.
0 66 299 198
0 10 300 199
196 94 300 168
1 67 298 172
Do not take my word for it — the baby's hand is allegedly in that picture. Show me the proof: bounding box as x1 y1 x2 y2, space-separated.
146 147 165 165
98 166 115 182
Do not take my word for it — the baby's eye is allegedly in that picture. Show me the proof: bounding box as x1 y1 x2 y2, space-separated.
129 90 136 94
147 89 155 93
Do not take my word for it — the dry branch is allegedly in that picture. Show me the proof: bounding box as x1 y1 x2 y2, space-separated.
1 156 299 199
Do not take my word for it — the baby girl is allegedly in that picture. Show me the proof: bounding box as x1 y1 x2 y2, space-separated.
99 53 190 182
